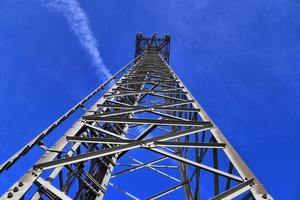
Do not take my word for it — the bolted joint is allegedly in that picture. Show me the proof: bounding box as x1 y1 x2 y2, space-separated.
7 192 13 198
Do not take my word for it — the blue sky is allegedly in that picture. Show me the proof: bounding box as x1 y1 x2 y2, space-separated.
0 0 300 199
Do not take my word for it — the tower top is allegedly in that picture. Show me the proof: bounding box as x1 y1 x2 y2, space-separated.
135 33 171 63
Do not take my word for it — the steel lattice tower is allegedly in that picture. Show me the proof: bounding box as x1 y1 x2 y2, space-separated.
0 34 272 200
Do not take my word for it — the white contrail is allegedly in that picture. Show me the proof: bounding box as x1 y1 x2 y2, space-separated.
45 0 112 81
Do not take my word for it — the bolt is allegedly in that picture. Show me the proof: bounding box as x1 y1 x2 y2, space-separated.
36 168 42 172
7 192 13 198
13 187 19 192
250 183 255 187
262 194 268 199
18 182 24 187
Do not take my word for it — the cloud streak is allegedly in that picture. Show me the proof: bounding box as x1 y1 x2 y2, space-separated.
45 0 112 81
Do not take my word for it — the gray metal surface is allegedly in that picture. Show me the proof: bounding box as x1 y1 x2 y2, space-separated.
0 34 272 200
